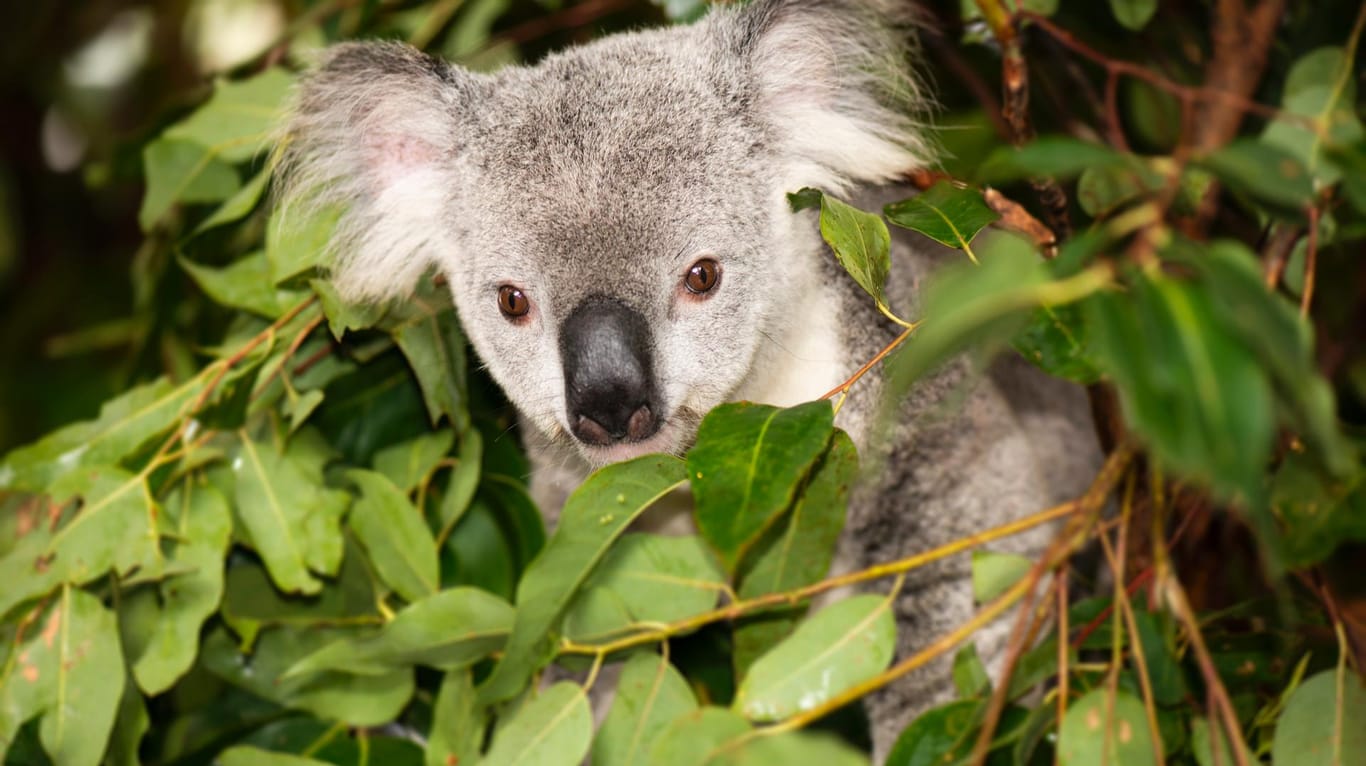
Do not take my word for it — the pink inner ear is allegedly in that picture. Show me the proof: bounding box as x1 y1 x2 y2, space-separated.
368 132 440 187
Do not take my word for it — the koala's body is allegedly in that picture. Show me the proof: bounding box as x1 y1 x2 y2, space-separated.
282 0 1102 756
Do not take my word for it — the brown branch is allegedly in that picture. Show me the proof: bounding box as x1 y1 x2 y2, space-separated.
820 325 914 400
983 187 1058 256
1262 224 1303 289
1301 205 1320 317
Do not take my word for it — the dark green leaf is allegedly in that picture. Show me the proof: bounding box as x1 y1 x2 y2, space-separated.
977 137 1128 184
688 401 834 572
391 303 469 430
733 431 855 673
220 746 331 766
285 587 513 676
201 625 414 726
1011 304 1101 384
479 455 687 703
789 188 893 310
1199 139 1314 213
884 182 999 257
1272 452 1366 567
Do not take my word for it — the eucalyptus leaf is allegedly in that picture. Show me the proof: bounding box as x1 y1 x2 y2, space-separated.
346 468 440 602
482 682 593 766
164 68 294 163
479 455 687 703
593 652 699 766
789 188 893 310
1271 669 1366 766
884 182 999 257
427 669 488 766
0 588 124 766
688 400 834 572
1057 689 1159 766
734 594 896 722
139 137 241 231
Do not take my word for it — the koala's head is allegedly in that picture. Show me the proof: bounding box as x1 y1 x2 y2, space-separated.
278 0 931 466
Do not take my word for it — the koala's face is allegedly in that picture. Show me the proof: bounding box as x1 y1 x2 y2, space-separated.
438 31 796 464
281 0 929 467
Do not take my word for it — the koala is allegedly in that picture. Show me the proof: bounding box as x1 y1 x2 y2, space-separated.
279 0 1103 758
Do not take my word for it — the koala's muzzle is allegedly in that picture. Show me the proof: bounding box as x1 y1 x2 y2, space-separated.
560 296 661 446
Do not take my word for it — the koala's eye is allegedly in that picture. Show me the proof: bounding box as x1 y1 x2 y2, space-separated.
497 285 531 320
684 259 720 295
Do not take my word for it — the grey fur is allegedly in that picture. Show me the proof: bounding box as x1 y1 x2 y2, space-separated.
278 0 1101 759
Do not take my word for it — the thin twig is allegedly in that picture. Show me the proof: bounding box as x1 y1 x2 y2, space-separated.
1302 205 1320 317
820 325 914 400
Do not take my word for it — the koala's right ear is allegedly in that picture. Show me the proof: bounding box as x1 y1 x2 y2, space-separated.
275 42 471 302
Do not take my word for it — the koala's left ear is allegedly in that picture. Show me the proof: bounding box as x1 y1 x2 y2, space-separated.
275 42 476 302
717 0 935 192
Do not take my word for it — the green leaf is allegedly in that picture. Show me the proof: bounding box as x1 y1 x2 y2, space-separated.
0 375 200 492
0 587 124 766
194 165 270 234
1272 453 1366 567
312 278 387 340
201 624 414 726
482 682 593 766
220 746 332 766
391 302 470 430
1192 717 1255 766
104 675 149 766
688 401 834 572
734 594 896 722
593 652 699 766
0 467 159 618
1109 0 1156 29
1085 269 1276 506
952 644 990 699
126 482 232 695
733 431 856 673
1272 669 1366 766
221 545 381 646
479 455 687 703
1076 163 1164 217
139 137 241 231
427 669 488 766
789 188 893 310
1172 240 1354 478
1011 304 1101 384
1199 139 1314 213
165 68 294 163
887 235 1052 388
437 428 484 536
266 205 340 285
647 708 751 766
884 182 999 258
179 250 306 318
971 551 1032 603
886 700 978 766
286 587 513 676
1057 689 1159 766
1263 47 1364 188
347 468 439 602
231 429 349 595
564 533 725 642
978 137 1128 184
373 429 455 493
706 731 870 766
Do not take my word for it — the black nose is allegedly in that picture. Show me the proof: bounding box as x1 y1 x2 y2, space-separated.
559 296 661 446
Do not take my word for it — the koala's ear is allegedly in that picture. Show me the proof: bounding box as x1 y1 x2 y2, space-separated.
275 42 472 302
720 0 934 191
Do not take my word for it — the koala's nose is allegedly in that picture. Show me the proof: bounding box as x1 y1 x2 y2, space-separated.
559 296 661 446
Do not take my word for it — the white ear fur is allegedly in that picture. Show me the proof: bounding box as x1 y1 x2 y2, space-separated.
275 42 464 302
733 0 935 194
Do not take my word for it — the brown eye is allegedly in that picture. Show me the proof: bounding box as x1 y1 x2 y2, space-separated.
497 285 530 320
684 259 720 295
